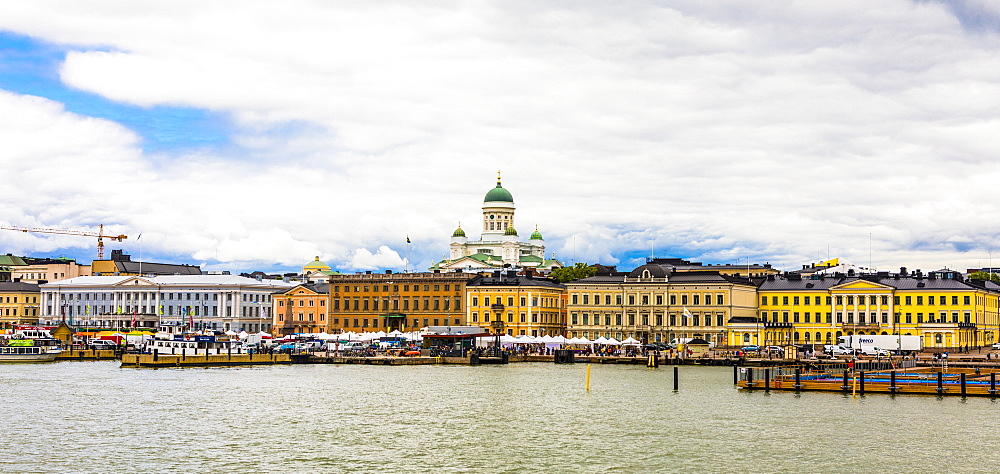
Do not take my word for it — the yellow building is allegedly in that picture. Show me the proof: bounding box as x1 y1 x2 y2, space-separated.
737 269 1000 350
567 262 758 346
465 270 566 336
10 257 91 283
327 271 476 333
272 283 329 336
91 249 201 276
0 281 41 329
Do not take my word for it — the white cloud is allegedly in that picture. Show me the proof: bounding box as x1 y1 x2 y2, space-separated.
1 0 999 273
345 246 406 271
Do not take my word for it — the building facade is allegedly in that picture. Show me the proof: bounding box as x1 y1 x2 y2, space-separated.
326 271 476 333
465 270 566 336
735 268 1000 350
273 283 329 336
40 275 294 333
10 257 92 284
567 262 758 346
0 281 41 329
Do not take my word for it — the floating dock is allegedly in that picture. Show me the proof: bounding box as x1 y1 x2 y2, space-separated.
121 352 291 368
737 360 1000 397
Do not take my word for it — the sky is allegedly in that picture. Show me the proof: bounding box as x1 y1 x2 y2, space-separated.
1 0 999 275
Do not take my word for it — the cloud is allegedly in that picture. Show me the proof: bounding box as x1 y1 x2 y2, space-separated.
345 246 406 271
0 0 999 274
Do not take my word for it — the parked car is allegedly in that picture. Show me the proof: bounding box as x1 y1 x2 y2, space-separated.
827 346 855 355
763 346 783 355
741 345 761 353
860 347 890 357
991 342 1000 350
88 339 118 349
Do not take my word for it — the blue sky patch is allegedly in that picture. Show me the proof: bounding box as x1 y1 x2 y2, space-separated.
0 30 232 154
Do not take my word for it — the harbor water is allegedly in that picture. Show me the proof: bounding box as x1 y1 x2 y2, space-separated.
3 362 999 473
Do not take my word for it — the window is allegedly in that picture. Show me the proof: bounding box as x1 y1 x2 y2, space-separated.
717 294 724 305
964 296 971 305
905 296 912 305
952 295 959 305
681 295 688 305
762 296 768 306
583 295 589 305
693 295 700 305
916 296 923 305
793 296 799 305
670 295 676 305
572 295 578 305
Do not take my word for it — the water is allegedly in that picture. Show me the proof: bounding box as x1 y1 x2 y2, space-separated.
2 362 999 473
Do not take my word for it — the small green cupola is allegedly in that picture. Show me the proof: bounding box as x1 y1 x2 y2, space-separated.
484 170 514 203
452 223 466 238
504 225 518 236
530 226 543 240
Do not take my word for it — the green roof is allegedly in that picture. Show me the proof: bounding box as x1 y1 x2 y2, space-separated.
452 225 466 238
484 182 513 203
504 225 517 236
530 227 543 240
0 255 27 266
519 255 543 263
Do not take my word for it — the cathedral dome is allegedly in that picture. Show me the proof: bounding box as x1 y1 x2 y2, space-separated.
303 256 331 272
530 226 543 240
452 225 466 237
484 172 514 203
504 225 518 236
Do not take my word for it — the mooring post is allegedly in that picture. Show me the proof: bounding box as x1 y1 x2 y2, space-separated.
153 349 158 362
764 368 770 392
859 371 865 395
960 372 967 397
673 366 679 391
937 371 944 394
991 372 997 397
841 370 850 391
746 368 754 390
734 365 739 385
794 367 802 390
890 370 897 393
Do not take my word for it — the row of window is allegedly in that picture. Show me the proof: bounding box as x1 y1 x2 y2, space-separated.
571 293 726 306
470 296 558 308
761 294 972 306
469 311 561 325
569 312 726 327
333 297 461 312
327 317 462 329
278 299 325 307
1 296 38 304
52 292 272 303
1 307 38 316
336 284 455 293
757 310 975 325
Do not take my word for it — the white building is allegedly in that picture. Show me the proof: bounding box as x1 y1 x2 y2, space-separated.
40 275 295 333
431 173 561 272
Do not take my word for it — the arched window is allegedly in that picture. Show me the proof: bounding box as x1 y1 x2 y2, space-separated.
816 332 822 342
935 333 943 344
793 332 799 342
743 333 750 343
804 332 811 341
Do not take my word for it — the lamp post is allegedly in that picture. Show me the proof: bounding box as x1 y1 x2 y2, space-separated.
491 319 504 357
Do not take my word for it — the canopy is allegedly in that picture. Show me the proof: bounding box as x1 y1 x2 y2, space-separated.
620 337 642 346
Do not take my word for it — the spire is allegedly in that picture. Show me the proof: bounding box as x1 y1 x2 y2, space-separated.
497 170 502 186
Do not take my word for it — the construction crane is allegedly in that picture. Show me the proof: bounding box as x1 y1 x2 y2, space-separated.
0 224 128 259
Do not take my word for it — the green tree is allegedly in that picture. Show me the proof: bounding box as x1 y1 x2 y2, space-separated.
969 271 1000 282
549 262 598 283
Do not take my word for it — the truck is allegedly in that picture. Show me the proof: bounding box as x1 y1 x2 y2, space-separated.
838 335 921 354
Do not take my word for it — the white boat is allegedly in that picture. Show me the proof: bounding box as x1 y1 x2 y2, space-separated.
148 333 241 356
0 339 62 362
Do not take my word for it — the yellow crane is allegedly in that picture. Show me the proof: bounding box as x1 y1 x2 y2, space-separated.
0 224 128 259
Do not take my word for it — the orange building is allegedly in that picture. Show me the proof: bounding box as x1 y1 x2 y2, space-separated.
272 283 329 336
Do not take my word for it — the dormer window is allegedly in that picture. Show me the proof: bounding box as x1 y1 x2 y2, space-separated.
642 270 651 278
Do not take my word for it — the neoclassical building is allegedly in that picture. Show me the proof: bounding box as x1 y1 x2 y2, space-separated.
431 173 561 272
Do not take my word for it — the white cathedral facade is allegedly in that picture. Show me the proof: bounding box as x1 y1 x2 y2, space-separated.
431 174 561 272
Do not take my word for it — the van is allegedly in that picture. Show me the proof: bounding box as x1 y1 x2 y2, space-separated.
88 339 118 349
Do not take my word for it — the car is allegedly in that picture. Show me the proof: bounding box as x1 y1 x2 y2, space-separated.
991 343 1000 350
741 345 761 352
827 346 855 355
88 339 118 349
763 346 783 354
860 347 890 357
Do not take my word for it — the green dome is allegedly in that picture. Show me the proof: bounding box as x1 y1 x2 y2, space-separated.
530 227 543 240
484 173 514 203
452 225 466 238
484 184 513 203
504 225 518 236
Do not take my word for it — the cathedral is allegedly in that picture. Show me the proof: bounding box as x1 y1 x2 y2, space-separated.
431 173 562 273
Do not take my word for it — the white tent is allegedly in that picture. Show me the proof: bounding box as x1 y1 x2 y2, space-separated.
605 337 621 346
594 336 609 345
620 337 642 346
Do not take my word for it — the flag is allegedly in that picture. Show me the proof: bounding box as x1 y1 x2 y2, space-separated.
85 305 90 315
406 236 411 244
131 310 137 328
683 307 693 319
189 306 194 329
159 305 164 315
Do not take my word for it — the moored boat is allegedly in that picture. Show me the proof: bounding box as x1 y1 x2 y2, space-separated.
0 339 62 362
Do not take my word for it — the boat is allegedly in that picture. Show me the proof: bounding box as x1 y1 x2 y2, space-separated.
0 338 62 362
147 333 241 356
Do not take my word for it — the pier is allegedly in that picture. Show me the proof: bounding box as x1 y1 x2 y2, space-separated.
121 352 292 368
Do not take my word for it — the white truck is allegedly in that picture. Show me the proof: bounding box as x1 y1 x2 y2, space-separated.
838 335 921 354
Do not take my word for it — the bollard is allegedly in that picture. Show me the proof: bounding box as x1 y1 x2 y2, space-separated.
937 371 944 394
153 349 158 362
794 368 801 391
673 366 679 391
842 370 850 391
961 372 967 397
746 368 754 390
764 368 770 392
991 372 998 397
859 371 865 395
890 370 897 393
734 365 739 385
585 364 591 391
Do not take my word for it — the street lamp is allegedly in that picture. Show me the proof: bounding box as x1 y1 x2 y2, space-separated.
491 319 504 357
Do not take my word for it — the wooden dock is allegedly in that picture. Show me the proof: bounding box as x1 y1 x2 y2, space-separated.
56 349 119 361
121 352 291 368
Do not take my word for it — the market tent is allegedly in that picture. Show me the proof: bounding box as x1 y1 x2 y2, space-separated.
605 337 621 346
620 337 642 346
594 336 609 345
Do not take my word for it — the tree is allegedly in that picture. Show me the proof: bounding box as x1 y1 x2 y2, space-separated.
549 262 597 283
969 271 1000 283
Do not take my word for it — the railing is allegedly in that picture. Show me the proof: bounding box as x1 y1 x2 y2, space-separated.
738 358 917 383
